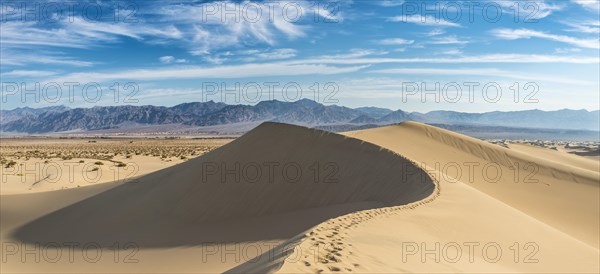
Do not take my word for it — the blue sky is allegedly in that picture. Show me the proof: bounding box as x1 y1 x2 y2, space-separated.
1 0 599 112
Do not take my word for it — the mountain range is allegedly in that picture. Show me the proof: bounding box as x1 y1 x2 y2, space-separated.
1 99 598 134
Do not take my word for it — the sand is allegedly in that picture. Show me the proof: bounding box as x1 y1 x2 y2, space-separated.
1 123 434 273
276 122 599 273
1 122 598 273
0 138 231 194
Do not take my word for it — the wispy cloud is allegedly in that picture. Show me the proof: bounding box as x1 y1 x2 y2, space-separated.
554 47 583 54
318 49 389 59
0 18 182 50
0 49 95 67
154 0 340 55
427 29 446 36
376 38 415 46
0 1 338 62
247 48 298 61
43 63 369 84
1 70 59 78
492 28 600 48
369 67 593 85
378 0 404 7
495 0 564 19
290 54 599 65
428 35 469 45
159 56 188 64
570 0 600 12
563 20 600 33
389 15 460 27
200 48 298 64
440 49 463 55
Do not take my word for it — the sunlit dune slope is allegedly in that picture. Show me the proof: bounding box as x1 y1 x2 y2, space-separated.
344 121 599 247
509 143 600 173
274 122 599 273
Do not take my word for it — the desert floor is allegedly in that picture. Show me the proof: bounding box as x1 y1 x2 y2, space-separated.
1 123 598 273
0 138 233 194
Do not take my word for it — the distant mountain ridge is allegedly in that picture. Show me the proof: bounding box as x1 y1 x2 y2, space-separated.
1 99 598 133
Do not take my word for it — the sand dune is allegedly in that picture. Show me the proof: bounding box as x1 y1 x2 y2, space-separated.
2 122 434 273
276 122 599 273
2 122 598 273
343 122 599 246
509 143 600 173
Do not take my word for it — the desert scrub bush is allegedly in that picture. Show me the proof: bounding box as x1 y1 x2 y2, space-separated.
4 160 17 168
115 162 127 167
90 167 99 172
94 161 104 165
79 160 85 163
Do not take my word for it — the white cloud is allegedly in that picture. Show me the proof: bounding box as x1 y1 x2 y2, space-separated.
318 49 389 59
492 28 600 48
154 1 339 55
427 29 446 36
441 49 463 55
389 15 460 27
429 35 469 45
379 0 404 7
159 56 175 64
0 49 95 67
159 56 188 64
494 1 564 19
571 0 600 11
43 63 369 84
554 47 583 54
0 18 182 50
1 70 58 78
376 38 415 46
289 54 599 65
563 20 600 33
369 67 593 85
0 0 337 64
201 48 298 63
253 48 297 60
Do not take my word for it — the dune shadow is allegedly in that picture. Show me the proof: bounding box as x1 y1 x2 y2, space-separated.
11 123 435 249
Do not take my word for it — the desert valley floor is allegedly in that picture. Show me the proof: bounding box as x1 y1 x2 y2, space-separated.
1 122 598 273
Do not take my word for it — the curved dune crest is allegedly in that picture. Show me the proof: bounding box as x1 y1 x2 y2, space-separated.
275 122 598 273
396 121 599 185
12 122 435 247
345 122 600 246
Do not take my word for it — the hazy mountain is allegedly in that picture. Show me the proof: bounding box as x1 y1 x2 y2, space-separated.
2 105 184 133
1 100 598 133
355 107 393 119
350 115 378 124
0 106 70 124
377 110 414 124
169 101 227 117
414 109 600 131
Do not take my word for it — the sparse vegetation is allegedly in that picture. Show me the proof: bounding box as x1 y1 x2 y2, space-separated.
0 138 233 174
4 160 17 168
